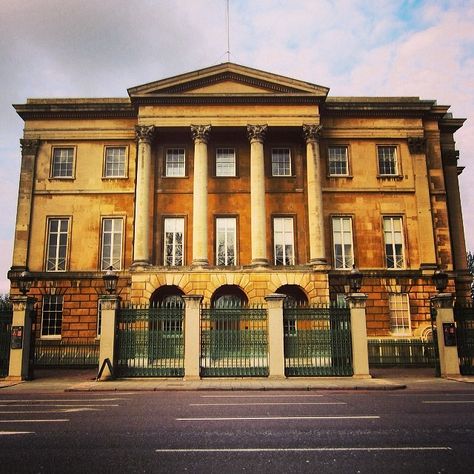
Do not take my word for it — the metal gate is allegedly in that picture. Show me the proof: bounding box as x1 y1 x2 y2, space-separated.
0 308 12 377
116 304 184 377
455 304 474 375
200 305 268 376
284 305 353 376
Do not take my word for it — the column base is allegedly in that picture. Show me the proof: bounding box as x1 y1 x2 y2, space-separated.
251 258 269 267
5 375 27 382
191 259 209 268
309 258 327 266
183 375 201 382
131 260 152 270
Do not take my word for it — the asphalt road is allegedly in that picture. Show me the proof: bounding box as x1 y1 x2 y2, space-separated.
0 389 473 473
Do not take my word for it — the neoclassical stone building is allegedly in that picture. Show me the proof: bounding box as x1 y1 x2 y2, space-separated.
9 62 469 341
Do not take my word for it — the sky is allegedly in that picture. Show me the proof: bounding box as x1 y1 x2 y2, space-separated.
0 0 473 294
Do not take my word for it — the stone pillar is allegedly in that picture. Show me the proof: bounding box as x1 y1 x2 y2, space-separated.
11 139 40 272
183 294 203 380
408 137 437 269
303 124 326 265
133 125 155 266
7 296 36 381
98 295 121 380
247 124 268 266
430 293 461 377
191 125 211 266
265 293 286 379
346 293 371 378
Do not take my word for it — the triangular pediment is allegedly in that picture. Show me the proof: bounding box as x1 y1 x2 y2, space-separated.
128 62 329 98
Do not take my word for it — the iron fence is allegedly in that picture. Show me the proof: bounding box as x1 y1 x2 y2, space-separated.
116 304 184 377
284 305 353 376
0 310 12 377
455 304 474 375
33 339 99 367
368 338 435 367
200 305 268 376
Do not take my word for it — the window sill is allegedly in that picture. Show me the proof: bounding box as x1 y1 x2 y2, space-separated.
377 175 403 181
49 177 75 181
102 176 128 180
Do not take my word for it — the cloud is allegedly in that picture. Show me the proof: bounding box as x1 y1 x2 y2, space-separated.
0 0 473 294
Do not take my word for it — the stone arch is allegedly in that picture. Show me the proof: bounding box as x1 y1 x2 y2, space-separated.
211 284 248 308
275 284 309 306
150 285 185 306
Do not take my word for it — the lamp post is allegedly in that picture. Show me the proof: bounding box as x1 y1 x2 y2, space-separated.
18 270 34 296
103 266 118 295
433 269 448 293
348 265 363 293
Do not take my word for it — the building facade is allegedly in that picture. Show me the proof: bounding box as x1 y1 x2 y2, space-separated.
9 63 470 343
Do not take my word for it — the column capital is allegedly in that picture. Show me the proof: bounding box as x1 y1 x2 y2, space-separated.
345 293 368 309
98 295 121 310
10 295 36 312
135 125 156 144
182 294 203 309
302 124 322 143
191 124 211 144
407 137 426 154
20 139 40 156
247 124 268 143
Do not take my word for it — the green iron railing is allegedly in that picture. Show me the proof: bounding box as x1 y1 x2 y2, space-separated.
0 310 13 377
368 338 435 367
33 339 99 367
284 305 353 376
200 305 268 377
116 304 184 377
455 304 474 375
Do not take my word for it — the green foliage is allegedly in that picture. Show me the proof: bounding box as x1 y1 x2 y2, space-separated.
468 251 474 275
0 294 11 310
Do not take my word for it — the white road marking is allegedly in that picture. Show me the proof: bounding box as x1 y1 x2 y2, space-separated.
0 431 35 435
190 402 346 406
177 416 379 421
0 404 119 407
0 419 69 423
200 394 324 398
156 446 452 453
422 400 474 404
0 408 101 413
0 399 125 403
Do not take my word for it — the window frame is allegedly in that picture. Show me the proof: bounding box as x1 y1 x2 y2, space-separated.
45 217 70 272
377 145 400 177
41 295 63 339
165 148 186 177
103 145 128 179
215 147 237 177
327 145 350 177
50 146 76 179
163 216 185 266
389 293 411 336
215 216 238 266
271 148 292 177
100 217 124 271
331 216 354 270
273 216 296 266
383 216 406 269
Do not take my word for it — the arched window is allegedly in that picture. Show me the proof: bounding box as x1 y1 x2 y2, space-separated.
211 285 248 308
276 285 308 307
150 285 184 308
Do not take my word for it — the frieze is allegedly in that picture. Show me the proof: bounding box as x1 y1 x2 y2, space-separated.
407 137 426 154
302 124 323 142
20 138 40 156
135 125 156 143
247 124 268 143
190 124 211 143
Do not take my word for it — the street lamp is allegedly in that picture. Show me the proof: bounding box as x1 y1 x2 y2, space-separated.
432 269 448 293
103 266 118 295
348 265 363 293
18 270 34 296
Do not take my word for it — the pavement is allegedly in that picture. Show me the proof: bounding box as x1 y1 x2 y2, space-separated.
0 368 473 392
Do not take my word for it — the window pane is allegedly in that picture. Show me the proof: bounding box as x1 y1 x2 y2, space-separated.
383 217 404 269
389 293 411 335
41 295 63 337
216 217 237 265
166 149 185 177
105 147 126 177
46 218 69 271
52 148 74 178
271 149 291 176
101 218 123 270
216 148 236 176
378 146 397 175
164 218 185 266
273 217 294 265
332 217 353 269
328 146 348 175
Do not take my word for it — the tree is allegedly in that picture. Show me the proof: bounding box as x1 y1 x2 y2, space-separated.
0 294 11 310
468 251 474 275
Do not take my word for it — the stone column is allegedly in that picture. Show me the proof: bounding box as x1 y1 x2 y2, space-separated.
247 124 268 266
430 293 461 377
191 125 211 266
303 124 326 265
183 294 203 380
7 296 36 381
265 293 286 378
11 139 40 272
346 293 371 378
133 125 155 266
98 295 121 380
